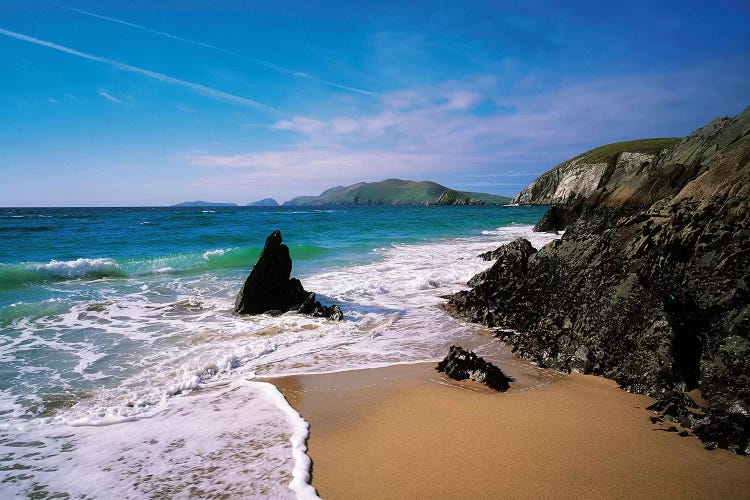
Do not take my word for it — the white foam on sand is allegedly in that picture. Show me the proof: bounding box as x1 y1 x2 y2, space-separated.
0 224 559 497
0 379 319 499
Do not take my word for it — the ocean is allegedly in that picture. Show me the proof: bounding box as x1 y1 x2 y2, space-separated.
0 205 555 498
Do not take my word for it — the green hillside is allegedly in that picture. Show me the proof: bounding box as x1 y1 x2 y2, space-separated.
283 179 511 206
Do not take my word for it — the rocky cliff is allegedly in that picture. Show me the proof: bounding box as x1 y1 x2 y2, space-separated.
512 138 681 205
447 106 750 454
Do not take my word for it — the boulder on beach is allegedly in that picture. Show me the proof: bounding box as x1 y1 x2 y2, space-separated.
436 345 513 392
234 230 343 320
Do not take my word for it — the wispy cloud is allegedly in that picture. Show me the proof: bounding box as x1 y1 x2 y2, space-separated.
0 27 279 113
44 0 376 96
174 103 195 113
98 89 122 103
184 55 750 197
185 148 461 189
47 97 59 103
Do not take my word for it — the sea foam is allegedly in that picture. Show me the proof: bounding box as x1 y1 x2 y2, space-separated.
0 222 558 497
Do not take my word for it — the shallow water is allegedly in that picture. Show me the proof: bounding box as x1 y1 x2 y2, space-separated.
0 205 554 497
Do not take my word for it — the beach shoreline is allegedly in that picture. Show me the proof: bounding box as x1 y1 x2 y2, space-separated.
271 362 750 499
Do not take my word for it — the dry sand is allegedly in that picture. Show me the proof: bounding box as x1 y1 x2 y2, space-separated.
273 362 750 499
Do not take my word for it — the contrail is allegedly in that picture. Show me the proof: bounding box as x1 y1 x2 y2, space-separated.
0 27 279 113
44 0 376 96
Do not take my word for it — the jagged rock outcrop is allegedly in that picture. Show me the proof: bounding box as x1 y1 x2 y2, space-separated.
447 106 750 453
234 230 343 320
436 345 513 392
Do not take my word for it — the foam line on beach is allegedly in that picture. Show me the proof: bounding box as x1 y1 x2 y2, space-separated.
250 380 321 500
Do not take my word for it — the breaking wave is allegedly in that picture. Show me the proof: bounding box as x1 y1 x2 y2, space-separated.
0 244 331 290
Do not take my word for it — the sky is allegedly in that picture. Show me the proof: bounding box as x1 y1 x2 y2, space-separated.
1 0 749 206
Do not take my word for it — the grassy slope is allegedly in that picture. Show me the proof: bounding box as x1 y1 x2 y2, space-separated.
284 179 510 206
556 138 682 169
322 180 445 204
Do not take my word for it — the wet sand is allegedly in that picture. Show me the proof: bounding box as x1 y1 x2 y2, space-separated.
273 362 750 499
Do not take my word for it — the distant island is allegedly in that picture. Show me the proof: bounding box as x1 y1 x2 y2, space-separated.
174 180 511 207
171 201 238 207
283 179 511 206
246 198 279 207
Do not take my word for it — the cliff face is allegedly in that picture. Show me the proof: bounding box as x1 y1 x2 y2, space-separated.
447 106 750 454
512 138 681 205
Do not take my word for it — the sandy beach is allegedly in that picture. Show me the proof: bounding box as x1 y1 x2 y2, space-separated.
274 362 750 499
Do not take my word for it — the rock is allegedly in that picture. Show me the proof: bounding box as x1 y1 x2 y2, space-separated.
297 292 344 321
692 410 750 454
533 203 583 233
477 238 537 263
234 230 343 320
436 345 513 392
445 106 750 452
467 238 537 287
646 391 698 426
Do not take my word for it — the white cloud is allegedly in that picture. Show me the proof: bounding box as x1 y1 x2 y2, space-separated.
98 89 122 103
272 116 326 135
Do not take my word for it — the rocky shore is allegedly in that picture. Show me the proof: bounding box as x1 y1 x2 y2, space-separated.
446 106 750 454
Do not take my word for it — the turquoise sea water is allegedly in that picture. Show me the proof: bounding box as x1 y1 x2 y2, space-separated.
0 205 552 498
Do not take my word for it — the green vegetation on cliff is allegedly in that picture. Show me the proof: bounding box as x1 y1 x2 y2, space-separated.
568 138 681 164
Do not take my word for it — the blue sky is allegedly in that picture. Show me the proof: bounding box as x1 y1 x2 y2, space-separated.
1 0 749 206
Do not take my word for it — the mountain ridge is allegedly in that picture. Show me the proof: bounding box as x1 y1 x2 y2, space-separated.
283 179 511 206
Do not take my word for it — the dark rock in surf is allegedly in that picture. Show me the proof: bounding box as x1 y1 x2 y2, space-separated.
234 230 343 320
436 345 513 392
478 238 536 262
298 292 344 321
